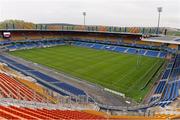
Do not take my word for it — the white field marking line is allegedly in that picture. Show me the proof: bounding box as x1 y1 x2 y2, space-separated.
69 50 130 73
80 56 154 90
110 57 143 86
14 47 158 94
11 49 112 89
111 58 157 91
111 66 137 87
20 48 123 88
136 59 160 83
76 55 128 73
67 55 134 88
126 59 161 93
95 54 135 76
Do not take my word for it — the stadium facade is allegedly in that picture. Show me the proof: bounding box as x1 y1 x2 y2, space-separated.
0 26 179 119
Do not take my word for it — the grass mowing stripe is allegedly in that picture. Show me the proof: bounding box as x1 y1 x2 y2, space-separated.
10 45 165 102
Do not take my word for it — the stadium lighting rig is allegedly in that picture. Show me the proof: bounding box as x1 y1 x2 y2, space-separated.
157 7 163 35
83 12 86 28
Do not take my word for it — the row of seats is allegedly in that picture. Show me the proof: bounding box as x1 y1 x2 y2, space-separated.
1 38 171 58
149 96 160 103
73 37 164 51
154 81 166 94
150 55 180 107
149 59 174 104
154 81 180 107
156 55 180 107
0 55 87 97
6 40 65 51
0 105 105 119
170 56 180 78
168 55 180 80
0 73 46 102
9 31 63 41
161 69 171 80
162 81 179 100
0 40 11 45
73 41 167 58
0 105 177 119
167 63 173 69
28 71 86 95
16 77 59 103
171 68 180 78
173 60 180 68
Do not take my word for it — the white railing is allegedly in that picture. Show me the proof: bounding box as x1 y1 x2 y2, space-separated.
0 97 98 110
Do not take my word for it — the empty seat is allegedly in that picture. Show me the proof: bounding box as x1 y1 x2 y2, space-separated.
154 81 166 94
126 48 137 54
145 50 159 57
53 82 86 95
162 69 170 80
114 46 127 53
0 73 46 102
0 106 106 119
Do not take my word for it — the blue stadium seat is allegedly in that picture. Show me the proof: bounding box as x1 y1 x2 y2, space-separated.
84 43 94 47
114 46 127 53
13 64 34 71
53 82 86 95
37 80 68 96
0 40 11 45
126 48 137 54
162 69 170 80
171 68 180 77
167 63 173 69
6 45 17 50
154 81 166 94
145 50 159 57
159 52 167 58
103 45 115 51
0 55 16 63
149 96 159 103
91 44 103 49
72 41 166 58
15 44 26 49
138 49 146 55
29 71 60 83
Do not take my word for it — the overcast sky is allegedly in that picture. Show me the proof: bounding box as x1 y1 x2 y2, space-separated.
0 0 179 28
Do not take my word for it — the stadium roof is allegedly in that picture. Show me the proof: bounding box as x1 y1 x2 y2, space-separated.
0 29 142 36
141 36 180 45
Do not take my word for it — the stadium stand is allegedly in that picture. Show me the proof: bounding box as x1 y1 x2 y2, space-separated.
72 41 167 58
123 39 134 44
0 29 179 118
25 31 42 40
15 77 59 103
168 44 178 49
0 55 88 98
0 103 178 120
0 73 47 102
149 55 180 107
154 81 166 94
0 105 105 119
5 40 65 51
110 115 168 120
145 50 159 57
161 69 171 80
10 32 26 41
152 42 163 47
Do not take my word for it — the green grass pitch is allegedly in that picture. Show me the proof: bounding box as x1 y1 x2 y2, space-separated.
10 45 165 101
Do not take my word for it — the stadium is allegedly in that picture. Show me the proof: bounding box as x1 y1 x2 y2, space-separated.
0 0 180 119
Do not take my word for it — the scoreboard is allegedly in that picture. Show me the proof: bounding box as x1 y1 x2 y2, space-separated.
3 32 11 38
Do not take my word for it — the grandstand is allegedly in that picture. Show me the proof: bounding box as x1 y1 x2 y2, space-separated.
0 25 179 119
